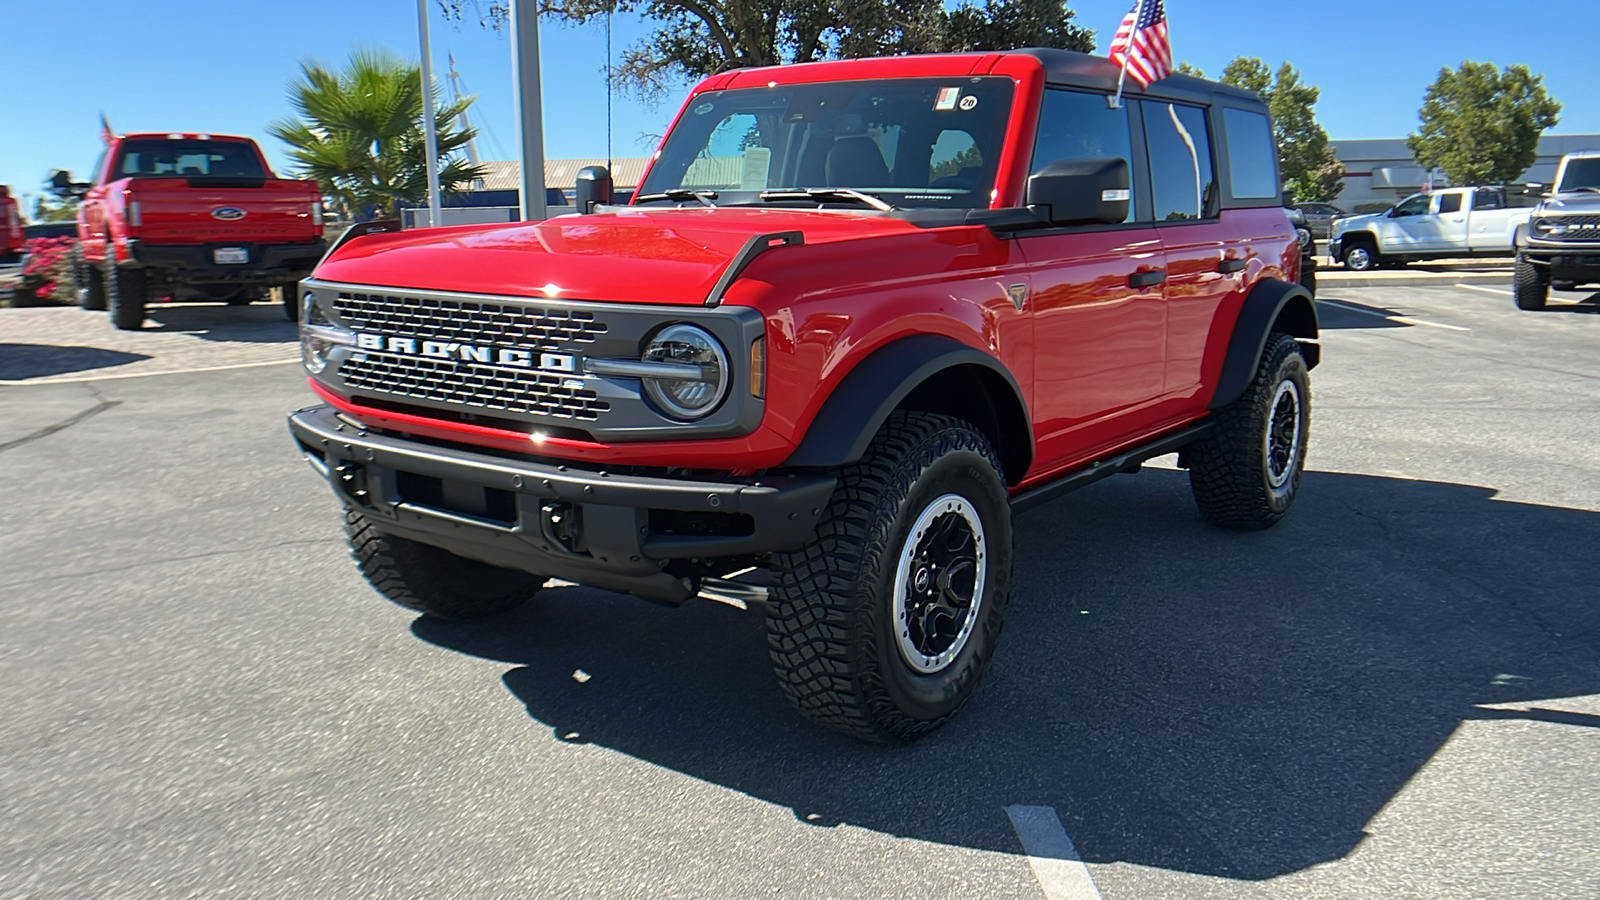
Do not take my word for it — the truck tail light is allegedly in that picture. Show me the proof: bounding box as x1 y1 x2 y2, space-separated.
750 337 765 399
128 201 142 228
311 201 323 227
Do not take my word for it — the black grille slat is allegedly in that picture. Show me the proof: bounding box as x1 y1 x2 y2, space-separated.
1546 217 1600 239
340 354 611 421
333 291 607 348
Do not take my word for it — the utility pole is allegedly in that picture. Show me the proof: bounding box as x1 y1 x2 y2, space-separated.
447 53 482 167
511 0 548 222
416 0 443 228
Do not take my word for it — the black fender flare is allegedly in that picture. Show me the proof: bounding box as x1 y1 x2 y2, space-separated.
1210 279 1319 410
783 334 1033 478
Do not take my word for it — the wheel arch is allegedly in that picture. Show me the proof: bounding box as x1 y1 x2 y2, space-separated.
782 335 1033 485
1209 278 1319 410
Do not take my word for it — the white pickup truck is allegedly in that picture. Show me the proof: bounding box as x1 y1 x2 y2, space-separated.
1329 186 1535 270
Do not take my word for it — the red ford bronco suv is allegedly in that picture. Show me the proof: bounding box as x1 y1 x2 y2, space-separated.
288 49 1318 743
67 132 325 329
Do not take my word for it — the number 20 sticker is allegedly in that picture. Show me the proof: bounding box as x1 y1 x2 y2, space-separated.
958 95 978 111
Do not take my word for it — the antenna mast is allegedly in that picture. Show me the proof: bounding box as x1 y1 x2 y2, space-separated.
447 53 482 166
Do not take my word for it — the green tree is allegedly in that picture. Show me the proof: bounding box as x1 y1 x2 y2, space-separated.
268 50 489 217
438 0 1093 100
1407 61 1561 186
1219 57 1344 202
31 193 79 223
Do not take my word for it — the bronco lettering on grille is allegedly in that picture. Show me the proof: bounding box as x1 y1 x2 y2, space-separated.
355 333 568 371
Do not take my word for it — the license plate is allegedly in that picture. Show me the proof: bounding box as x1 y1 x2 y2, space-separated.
214 247 248 264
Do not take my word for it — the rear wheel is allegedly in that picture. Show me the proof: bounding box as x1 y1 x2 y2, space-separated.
280 282 301 322
72 246 106 311
1513 255 1549 311
1188 333 1311 530
345 510 545 620
104 260 147 330
767 411 1014 744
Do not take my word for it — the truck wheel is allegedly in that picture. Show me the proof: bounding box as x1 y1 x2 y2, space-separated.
345 510 544 620
767 411 1013 744
105 261 148 330
1513 256 1549 311
1188 333 1310 530
72 246 107 311
1342 242 1378 271
280 282 301 322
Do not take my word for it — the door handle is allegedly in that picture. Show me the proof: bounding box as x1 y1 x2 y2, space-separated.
1217 258 1247 273
1128 269 1166 288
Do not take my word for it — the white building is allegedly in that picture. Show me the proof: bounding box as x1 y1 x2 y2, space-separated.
1330 134 1600 212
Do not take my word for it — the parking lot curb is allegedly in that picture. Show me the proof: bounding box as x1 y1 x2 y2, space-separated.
1318 270 1511 289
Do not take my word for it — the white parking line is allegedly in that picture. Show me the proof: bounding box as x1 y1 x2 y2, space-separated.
1316 299 1471 331
1458 284 1513 296
1004 805 1104 900
0 357 299 386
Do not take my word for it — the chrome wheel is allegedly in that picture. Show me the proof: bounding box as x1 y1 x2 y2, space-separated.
1264 379 1303 489
892 493 987 674
1345 246 1373 270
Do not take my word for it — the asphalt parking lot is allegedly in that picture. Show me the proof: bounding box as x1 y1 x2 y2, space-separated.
3 285 1598 899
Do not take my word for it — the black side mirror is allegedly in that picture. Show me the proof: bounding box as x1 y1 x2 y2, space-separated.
575 166 614 215
1025 157 1130 227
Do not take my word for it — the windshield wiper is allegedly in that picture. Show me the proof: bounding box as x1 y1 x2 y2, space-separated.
758 188 895 212
1563 186 1600 194
633 189 719 207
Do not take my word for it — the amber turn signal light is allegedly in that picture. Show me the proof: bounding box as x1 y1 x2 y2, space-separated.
750 337 766 399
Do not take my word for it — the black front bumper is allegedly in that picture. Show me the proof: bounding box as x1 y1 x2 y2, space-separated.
124 239 326 285
288 405 835 604
1524 243 1600 286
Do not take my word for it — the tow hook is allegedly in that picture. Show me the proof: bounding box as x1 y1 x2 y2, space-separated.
540 501 584 554
333 462 368 501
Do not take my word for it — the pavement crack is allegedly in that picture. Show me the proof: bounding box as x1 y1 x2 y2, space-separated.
0 538 335 591
0 385 121 455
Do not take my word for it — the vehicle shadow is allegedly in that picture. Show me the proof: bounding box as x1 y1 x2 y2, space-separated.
412 468 1600 880
0 342 152 380
142 303 296 343
1545 290 1600 313
1310 297 1407 329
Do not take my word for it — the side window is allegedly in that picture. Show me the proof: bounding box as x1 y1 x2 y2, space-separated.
1474 188 1504 211
1437 193 1463 214
1220 108 1278 200
1032 89 1135 222
1393 194 1429 217
1142 101 1216 221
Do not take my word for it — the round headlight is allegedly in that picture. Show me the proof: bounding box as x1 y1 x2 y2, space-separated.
641 324 729 420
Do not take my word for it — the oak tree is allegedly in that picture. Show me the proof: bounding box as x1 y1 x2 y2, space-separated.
1407 61 1560 186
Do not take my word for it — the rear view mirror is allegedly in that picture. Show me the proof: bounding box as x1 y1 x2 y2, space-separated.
575 166 614 215
1026 157 1130 227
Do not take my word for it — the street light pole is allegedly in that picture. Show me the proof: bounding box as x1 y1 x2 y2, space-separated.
511 0 548 222
417 0 443 227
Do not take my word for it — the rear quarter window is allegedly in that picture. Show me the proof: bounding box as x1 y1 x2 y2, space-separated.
1221 108 1279 200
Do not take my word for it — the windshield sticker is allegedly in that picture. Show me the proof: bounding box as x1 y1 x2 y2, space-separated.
740 147 772 190
935 87 961 111
958 95 978 111
693 102 715 115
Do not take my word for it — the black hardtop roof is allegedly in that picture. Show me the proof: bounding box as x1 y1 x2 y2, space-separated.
1011 47 1264 107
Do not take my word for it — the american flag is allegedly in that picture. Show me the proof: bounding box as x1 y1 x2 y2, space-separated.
1108 0 1173 89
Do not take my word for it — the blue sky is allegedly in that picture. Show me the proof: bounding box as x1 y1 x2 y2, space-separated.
2 0 1597 213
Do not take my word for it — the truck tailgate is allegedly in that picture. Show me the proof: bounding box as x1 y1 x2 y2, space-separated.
121 178 319 244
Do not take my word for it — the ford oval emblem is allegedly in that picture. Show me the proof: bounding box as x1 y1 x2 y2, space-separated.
212 207 247 221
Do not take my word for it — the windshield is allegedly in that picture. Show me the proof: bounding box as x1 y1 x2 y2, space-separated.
1557 158 1600 193
113 139 267 179
637 77 1015 210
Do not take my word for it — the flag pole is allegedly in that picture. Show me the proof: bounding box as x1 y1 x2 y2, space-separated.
1109 0 1145 109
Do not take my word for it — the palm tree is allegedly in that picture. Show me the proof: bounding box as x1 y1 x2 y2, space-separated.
269 49 489 218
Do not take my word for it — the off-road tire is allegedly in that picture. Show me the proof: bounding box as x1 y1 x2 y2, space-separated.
767 411 1014 744
280 282 301 322
104 259 148 330
72 246 106 311
1188 333 1310 530
1342 240 1379 271
1513 255 1549 311
345 510 545 620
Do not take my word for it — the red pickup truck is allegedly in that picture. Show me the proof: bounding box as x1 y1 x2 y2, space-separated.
69 133 325 329
0 186 22 263
288 50 1317 743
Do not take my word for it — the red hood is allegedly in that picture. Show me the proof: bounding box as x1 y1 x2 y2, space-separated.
313 208 925 305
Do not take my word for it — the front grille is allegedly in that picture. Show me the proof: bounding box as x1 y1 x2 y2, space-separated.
333 290 608 348
1542 217 1600 240
340 353 611 420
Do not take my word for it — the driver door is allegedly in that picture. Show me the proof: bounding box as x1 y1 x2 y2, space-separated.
1389 192 1442 251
